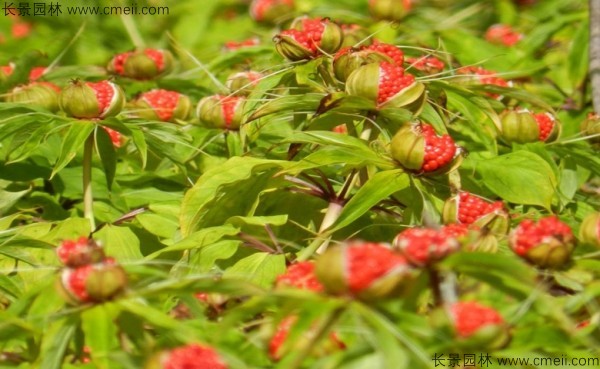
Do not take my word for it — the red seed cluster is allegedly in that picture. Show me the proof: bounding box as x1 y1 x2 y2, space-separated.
103 127 122 148
269 316 295 360
280 18 326 55
86 81 116 114
143 48 165 72
451 301 504 338
377 62 415 105
275 261 324 292
366 42 404 65
219 95 243 127
0 65 14 75
457 192 504 225
393 228 459 266
458 66 509 89
28 66 47 81
511 216 573 256
533 112 555 141
141 89 181 121
111 51 131 75
345 242 407 292
405 56 445 73
223 37 260 51
251 0 294 21
440 223 471 238
485 24 523 47
57 237 93 265
420 124 457 172
66 265 94 302
164 343 228 369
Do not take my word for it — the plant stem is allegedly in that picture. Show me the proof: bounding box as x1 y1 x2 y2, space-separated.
590 0 600 112
83 132 96 232
315 201 344 254
428 268 443 307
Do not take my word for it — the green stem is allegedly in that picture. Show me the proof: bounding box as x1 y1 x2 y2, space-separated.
83 132 96 231
315 201 344 254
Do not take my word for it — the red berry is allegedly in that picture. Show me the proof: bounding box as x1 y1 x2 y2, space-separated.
141 89 181 122
345 242 408 292
420 124 458 172
365 42 404 65
163 343 227 369
485 24 523 47
510 216 573 256
275 261 323 292
377 62 415 106
393 228 460 266
455 192 504 225
440 223 471 238
533 112 556 141
451 301 504 338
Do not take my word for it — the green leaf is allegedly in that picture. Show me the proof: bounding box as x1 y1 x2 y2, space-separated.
81 305 120 369
567 21 589 88
51 121 95 178
223 252 286 288
95 126 117 191
37 320 76 369
329 170 409 232
247 93 324 122
226 215 288 228
474 151 557 209
0 187 30 215
94 225 143 261
180 157 289 236
189 240 240 273
147 225 240 259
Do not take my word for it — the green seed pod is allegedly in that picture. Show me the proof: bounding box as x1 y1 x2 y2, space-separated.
225 71 263 96
6 82 59 112
340 24 372 48
390 124 425 171
60 80 125 120
368 0 412 21
499 109 539 144
274 18 344 61
85 263 128 302
129 89 192 123
579 212 600 247
107 49 174 80
581 112 600 144
333 47 391 82
250 0 295 24
196 95 246 130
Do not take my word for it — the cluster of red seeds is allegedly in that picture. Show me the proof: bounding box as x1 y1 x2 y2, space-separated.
276 261 323 292
511 216 573 256
345 243 407 292
143 49 165 71
451 301 504 337
66 265 94 302
87 81 116 115
405 56 445 73
223 37 260 51
164 343 228 369
457 192 504 225
280 18 326 55
394 228 459 266
111 52 130 75
366 42 405 65
377 62 415 105
219 95 243 127
485 24 523 47
440 223 471 238
142 89 181 121
533 112 555 141
57 237 94 266
103 127 123 148
420 124 457 172
458 66 509 88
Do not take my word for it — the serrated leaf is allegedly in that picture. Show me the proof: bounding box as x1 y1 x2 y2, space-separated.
474 151 556 209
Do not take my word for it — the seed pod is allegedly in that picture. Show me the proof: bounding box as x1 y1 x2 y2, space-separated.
405 56 445 74
392 227 460 267
274 17 344 61
107 48 174 80
580 112 600 144
5 82 59 112
340 24 372 48
510 216 575 269
333 47 392 82
449 301 510 349
0 64 14 83
345 62 426 112
56 237 105 267
60 80 125 119
442 192 509 235
250 0 295 24
499 109 539 144
225 71 263 96
144 343 228 369
58 260 127 304
196 95 246 130
485 24 523 47
315 241 415 301
129 89 192 122
368 0 412 21
579 212 600 247
390 123 459 174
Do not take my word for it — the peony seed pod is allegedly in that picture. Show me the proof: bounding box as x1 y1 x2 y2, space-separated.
368 0 412 21
450 301 510 349
315 241 416 301
60 80 125 119
225 71 263 96
510 216 575 269
340 24 372 48
579 212 600 247
581 112 600 144
250 0 295 24
274 17 344 61
58 260 127 304
129 89 192 122
107 48 174 80
56 236 105 267
144 343 228 369
442 192 509 235
5 82 59 112
392 227 460 267
196 94 246 130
